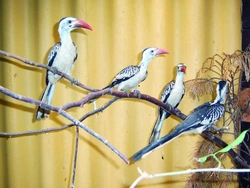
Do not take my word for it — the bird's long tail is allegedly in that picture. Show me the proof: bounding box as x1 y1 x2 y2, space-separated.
149 111 167 144
36 83 56 120
102 84 112 90
131 129 183 163
102 78 120 90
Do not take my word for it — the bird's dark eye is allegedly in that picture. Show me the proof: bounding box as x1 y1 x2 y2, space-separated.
150 50 154 53
68 20 72 24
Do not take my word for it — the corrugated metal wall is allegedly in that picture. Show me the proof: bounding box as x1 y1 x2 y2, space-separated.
0 0 241 187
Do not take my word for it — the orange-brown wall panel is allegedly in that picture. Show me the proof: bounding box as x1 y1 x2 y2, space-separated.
0 0 241 187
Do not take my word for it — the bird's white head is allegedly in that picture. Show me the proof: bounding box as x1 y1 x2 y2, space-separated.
58 16 92 37
177 63 186 74
213 80 228 104
141 47 169 63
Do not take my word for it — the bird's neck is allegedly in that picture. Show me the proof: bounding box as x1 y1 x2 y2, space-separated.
212 94 224 104
175 72 185 83
60 31 73 44
139 58 153 69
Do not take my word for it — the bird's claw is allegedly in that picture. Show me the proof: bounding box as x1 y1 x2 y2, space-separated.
133 90 141 99
209 125 230 133
121 90 130 97
174 107 181 113
71 78 78 85
218 126 230 132
51 67 59 74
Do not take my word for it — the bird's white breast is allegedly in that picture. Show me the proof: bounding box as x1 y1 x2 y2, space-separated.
118 68 147 91
48 43 76 84
167 81 184 106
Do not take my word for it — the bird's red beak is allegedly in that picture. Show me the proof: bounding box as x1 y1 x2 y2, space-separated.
156 48 169 55
180 66 186 74
73 19 93 31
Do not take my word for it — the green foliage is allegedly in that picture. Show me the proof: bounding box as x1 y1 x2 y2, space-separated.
197 130 249 168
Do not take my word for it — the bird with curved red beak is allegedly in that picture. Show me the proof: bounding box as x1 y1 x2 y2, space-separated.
103 47 169 97
131 80 228 162
149 63 186 144
71 19 93 30
36 17 92 120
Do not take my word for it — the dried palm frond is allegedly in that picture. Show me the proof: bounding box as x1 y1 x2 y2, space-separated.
185 79 214 100
185 45 250 187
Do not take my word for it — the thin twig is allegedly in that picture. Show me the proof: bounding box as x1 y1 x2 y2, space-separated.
0 85 129 164
79 97 119 121
130 167 250 188
0 50 97 92
0 124 74 137
71 126 79 188
77 123 129 164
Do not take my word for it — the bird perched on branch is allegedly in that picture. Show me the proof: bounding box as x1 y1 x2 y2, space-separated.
131 80 228 162
36 16 92 120
149 63 186 144
103 47 169 96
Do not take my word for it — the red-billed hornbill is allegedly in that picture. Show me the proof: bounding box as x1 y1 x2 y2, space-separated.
149 63 186 144
103 47 169 95
36 17 92 120
131 80 228 162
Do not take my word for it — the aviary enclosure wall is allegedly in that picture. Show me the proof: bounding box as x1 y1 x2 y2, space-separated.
0 0 242 187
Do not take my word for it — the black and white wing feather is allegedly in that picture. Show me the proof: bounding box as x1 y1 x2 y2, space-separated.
45 42 78 85
173 102 224 134
149 81 181 144
159 81 175 118
103 65 140 89
47 42 61 67
133 102 225 162
132 80 227 162
72 42 78 62
46 42 61 85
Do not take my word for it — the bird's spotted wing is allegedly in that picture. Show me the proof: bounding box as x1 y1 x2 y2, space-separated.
174 103 225 134
199 104 225 125
47 42 61 67
73 42 78 62
160 81 175 102
110 65 140 87
158 81 175 118
46 42 61 85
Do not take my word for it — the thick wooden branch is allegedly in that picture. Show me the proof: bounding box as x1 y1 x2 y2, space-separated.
62 88 187 120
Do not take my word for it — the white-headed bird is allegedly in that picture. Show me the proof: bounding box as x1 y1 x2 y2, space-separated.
103 47 169 95
149 63 186 144
36 17 92 120
131 80 228 162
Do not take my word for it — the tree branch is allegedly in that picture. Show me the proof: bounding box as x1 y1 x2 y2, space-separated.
0 85 129 164
0 49 247 177
130 167 250 188
0 49 187 121
0 124 74 137
71 126 79 188
0 50 97 92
